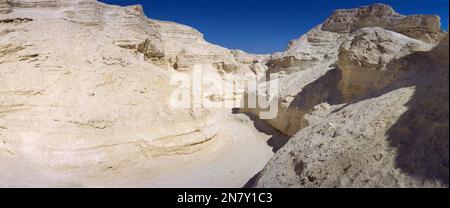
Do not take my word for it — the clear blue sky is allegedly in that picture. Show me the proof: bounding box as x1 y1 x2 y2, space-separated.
99 0 449 54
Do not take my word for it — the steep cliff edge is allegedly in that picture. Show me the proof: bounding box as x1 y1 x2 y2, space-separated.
246 4 445 137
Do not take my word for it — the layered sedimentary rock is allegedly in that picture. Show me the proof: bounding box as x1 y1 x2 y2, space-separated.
267 25 344 74
251 4 448 188
247 4 445 136
0 0 272 187
244 25 346 136
127 13 261 73
1 1 448 188
0 0 11 14
337 27 433 101
254 35 449 188
322 3 445 44
8 0 58 7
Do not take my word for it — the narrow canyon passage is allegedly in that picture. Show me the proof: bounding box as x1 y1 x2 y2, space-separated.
1 1 447 188
78 111 279 188
143 111 279 188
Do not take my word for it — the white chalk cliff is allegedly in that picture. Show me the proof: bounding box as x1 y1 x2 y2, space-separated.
250 4 448 188
0 0 273 187
0 1 448 187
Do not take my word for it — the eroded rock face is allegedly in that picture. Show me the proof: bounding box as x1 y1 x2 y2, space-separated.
0 0 273 187
1 1 448 188
129 15 261 73
243 26 346 136
322 3 445 44
8 0 58 8
247 3 446 137
254 35 449 188
0 0 11 14
251 2 449 187
337 27 433 101
267 25 344 75
6 0 99 8
137 38 165 59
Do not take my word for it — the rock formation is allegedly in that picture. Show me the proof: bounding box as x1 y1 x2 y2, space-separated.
337 27 434 101
322 3 445 44
0 1 448 188
246 4 446 137
0 0 272 187
0 0 11 14
249 4 448 188
253 35 449 188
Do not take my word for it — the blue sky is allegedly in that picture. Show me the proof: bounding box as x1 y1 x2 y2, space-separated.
99 0 449 54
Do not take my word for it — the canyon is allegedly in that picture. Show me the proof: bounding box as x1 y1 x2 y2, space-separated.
0 1 448 188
